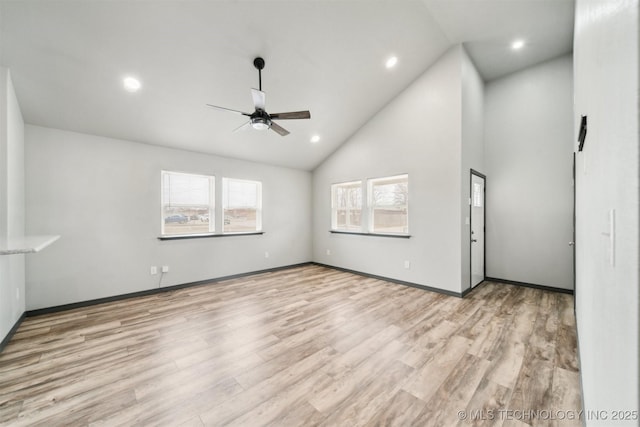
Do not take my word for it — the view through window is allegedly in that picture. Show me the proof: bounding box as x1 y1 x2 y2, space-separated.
368 174 409 234
223 178 262 233
161 171 215 236
331 181 362 231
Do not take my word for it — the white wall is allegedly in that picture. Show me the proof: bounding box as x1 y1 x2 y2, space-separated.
25 125 312 310
313 46 483 294
0 68 26 342
484 55 574 290
460 46 485 291
574 0 639 423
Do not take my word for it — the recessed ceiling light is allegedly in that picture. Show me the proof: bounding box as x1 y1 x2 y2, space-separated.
310 135 321 143
385 56 398 69
511 39 525 50
123 76 141 92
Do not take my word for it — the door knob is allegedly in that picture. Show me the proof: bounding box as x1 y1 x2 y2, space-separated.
471 239 478 243
569 242 575 246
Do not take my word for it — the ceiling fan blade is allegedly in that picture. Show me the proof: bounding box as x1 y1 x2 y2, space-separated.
232 121 252 133
269 111 311 120
206 104 251 116
270 121 290 136
251 88 266 111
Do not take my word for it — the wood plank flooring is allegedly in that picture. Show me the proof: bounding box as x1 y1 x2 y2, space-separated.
0 265 581 426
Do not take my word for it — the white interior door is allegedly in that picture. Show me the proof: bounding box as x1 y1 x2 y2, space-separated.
471 172 485 288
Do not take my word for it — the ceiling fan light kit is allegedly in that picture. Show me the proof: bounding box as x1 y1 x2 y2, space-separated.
251 117 270 131
206 57 311 137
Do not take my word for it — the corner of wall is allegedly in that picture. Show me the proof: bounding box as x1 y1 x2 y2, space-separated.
0 67 27 348
460 47 485 292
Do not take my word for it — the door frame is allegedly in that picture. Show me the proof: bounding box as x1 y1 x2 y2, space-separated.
470 169 486 290
572 153 576 309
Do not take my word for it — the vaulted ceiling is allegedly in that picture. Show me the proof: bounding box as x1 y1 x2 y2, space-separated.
0 0 574 170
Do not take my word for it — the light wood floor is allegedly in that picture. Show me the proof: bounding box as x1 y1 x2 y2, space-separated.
0 264 581 426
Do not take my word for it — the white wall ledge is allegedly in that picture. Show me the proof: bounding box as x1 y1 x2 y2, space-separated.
0 235 60 255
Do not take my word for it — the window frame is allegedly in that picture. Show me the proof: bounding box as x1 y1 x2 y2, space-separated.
222 177 263 234
160 170 216 237
159 171 265 240
330 180 363 232
367 174 409 236
329 174 410 238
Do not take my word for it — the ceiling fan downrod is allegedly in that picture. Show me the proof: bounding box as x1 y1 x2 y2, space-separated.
253 57 265 91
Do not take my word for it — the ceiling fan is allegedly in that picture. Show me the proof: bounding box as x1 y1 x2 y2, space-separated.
206 57 311 136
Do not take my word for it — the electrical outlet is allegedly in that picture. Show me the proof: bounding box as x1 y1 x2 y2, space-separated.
326 249 331 256
404 260 411 269
161 266 169 273
265 251 270 258
150 266 158 275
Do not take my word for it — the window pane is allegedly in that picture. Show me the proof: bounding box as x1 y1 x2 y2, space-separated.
331 181 362 231
473 182 483 207
162 171 214 236
223 178 262 233
369 174 408 234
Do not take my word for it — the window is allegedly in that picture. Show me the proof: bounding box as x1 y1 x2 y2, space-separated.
368 174 409 235
331 181 362 231
161 171 215 236
473 182 483 207
223 178 262 233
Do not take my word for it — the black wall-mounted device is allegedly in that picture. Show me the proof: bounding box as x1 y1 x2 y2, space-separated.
578 115 587 152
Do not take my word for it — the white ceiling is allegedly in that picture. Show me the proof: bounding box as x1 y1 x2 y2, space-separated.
425 0 575 81
0 0 574 171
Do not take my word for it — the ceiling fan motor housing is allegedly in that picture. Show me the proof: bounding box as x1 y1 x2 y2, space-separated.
251 110 271 130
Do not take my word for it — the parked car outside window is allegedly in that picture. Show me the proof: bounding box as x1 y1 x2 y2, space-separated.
164 214 189 224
